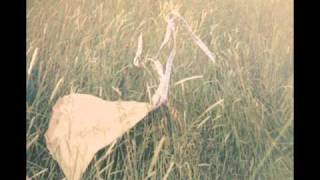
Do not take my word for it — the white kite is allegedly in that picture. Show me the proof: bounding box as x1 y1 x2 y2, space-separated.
45 13 216 180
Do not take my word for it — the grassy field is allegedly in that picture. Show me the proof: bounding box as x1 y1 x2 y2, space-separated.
27 0 293 179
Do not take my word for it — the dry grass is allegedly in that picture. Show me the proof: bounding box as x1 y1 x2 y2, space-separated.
27 0 293 179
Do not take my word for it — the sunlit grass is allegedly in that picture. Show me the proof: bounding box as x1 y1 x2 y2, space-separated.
27 0 293 179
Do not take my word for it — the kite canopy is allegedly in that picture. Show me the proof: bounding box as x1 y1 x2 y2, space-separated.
45 94 152 180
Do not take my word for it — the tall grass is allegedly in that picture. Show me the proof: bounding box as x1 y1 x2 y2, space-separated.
27 0 293 179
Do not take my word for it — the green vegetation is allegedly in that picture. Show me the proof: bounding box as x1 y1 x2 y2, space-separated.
27 0 293 179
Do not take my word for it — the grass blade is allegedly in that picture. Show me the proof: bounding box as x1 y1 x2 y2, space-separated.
49 78 64 102
133 33 143 67
162 161 175 180
174 75 203 86
197 99 224 120
27 47 39 77
147 136 166 176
